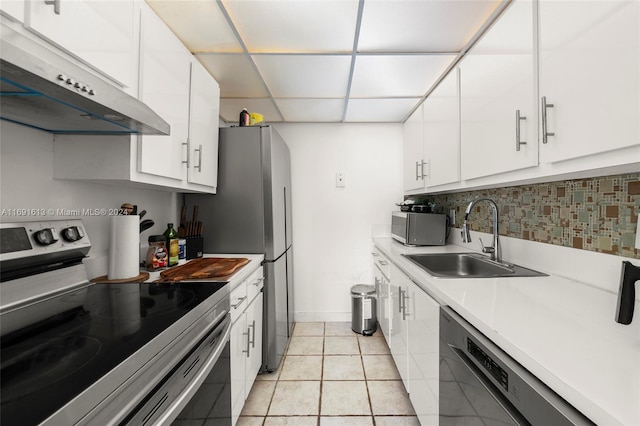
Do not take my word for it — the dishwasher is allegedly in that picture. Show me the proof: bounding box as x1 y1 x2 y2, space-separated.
439 306 595 426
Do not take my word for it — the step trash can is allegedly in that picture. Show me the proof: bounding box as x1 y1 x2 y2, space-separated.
351 284 377 336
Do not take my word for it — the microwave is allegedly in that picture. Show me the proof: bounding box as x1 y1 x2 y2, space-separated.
391 211 447 246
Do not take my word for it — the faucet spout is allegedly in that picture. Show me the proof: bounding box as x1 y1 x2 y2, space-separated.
462 198 501 262
615 261 640 325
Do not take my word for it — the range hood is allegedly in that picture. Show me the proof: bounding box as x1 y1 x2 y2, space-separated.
0 26 170 135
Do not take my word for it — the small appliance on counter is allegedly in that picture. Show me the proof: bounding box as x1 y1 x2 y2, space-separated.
391 211 448 246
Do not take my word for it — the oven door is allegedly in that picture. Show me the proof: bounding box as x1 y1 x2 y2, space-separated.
124 314 232 426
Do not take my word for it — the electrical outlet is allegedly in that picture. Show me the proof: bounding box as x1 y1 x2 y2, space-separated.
336 172 346 188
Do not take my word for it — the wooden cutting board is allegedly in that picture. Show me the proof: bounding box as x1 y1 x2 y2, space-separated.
159 257 250 282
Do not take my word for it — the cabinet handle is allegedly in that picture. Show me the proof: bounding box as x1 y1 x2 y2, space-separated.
415 161 421 180
252 277 265 286
243 329 250 358
231 296 247 309
421 160 429 179
541 96 555 144
249 320 256 348
372 252 380 257
398 288 403 314
515 110 527 151
402 291 408 321
378 260 388 266
194 144 203 172
182 140 189 167
44 0 61 14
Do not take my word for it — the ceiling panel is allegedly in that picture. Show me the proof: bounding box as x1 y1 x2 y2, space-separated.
222 0 360 53
220 98 283 124
345 98 421 122
196 53 269 98
252 55 352 98
350 55 456 98
358 0 502 53
146 0 242 53
275 98 345 122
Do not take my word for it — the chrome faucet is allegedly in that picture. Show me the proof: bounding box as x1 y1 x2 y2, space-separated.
462 198 501 263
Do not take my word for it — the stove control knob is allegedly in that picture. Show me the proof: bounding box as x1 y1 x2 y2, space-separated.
34 228 58 246
61 226 84 242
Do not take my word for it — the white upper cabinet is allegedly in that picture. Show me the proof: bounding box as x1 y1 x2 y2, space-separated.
138 4 191 182
538 0 640 163
187 59 220 188
423 68 460 187
24 0 136 90
460 0 537 180
403 105 425 192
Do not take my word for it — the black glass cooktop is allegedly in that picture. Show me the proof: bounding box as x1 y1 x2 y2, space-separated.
0 281 227 426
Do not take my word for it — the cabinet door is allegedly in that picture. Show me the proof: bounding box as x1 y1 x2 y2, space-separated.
403 105 425 192
407 281 440 426
230 314 247 425
187 59 220 188
389 264 409 389
423 68 460 187
138 5 190 181
460 0 537 180
539 0 639 163
245 292 263 400
25 0 135 88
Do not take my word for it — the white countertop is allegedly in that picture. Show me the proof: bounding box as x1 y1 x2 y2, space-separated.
373 237 640 426
146 254 264 291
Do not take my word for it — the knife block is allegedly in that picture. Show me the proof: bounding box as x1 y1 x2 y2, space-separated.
186 236 203 260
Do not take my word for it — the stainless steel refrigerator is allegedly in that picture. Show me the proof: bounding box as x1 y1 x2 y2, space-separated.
184 125 293 372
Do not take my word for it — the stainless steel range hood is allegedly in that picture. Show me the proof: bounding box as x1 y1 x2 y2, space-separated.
0 25 170 135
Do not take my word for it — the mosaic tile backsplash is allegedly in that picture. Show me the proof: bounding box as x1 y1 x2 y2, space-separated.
418 173 640 258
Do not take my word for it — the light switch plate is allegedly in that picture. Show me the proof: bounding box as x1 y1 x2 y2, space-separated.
336 172 345 188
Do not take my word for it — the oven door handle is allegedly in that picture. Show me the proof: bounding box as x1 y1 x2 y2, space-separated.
449 345 528 426
154 315 232 426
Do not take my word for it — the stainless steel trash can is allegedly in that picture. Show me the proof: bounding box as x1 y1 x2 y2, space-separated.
351 284 377 336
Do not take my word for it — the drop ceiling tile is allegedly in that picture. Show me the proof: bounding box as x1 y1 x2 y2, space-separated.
253 55 352 98
221 0 359 53
196 54 268 98
358 0 502 53
345 98 420 122
146 0 242 53
275 99 345 122
220 98 283 124
350 55 456 98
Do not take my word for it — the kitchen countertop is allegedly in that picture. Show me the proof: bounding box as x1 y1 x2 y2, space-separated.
146 254 264 290
373 237 639 426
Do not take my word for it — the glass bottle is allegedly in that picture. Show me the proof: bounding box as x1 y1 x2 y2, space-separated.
163 223 179 267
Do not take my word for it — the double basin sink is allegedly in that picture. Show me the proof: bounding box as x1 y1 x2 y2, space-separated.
403 252 546 278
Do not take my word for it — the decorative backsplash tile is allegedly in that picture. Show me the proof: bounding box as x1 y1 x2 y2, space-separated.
418 173 640 258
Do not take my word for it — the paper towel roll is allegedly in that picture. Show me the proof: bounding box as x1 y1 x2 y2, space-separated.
108 215 140 280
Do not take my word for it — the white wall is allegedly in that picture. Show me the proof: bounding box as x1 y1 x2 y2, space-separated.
0 121 178 278
274 123 403 322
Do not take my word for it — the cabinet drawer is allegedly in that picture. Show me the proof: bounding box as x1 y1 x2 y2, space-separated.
230 281 247 324
246 267 264 304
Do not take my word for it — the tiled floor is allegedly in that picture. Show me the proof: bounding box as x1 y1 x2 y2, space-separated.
237 322 419 426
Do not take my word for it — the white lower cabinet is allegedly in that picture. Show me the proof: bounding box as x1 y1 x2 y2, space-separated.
231 269 264 426
372 249 391 344
389 263 410 389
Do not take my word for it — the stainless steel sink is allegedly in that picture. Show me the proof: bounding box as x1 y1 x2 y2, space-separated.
402 253 547 278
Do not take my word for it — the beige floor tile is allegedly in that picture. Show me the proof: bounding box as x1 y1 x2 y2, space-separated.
287 336 324 355
256 369 280 381
367 381 415 416
241 380 277 416
324 322 356 336
320 381 371 416
236 416 265 426
362 355 400 380
324 336 360 355
293 322 325 336
268 381 321 416
374 416 421 425
358 336 390 355
323 355 365 380
280 355 323 380
264 416 318 425
320 416 374 425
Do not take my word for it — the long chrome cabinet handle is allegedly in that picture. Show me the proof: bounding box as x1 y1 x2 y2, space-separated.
398 288 403 314
515 110 527 151
541 96 555 144
249 320 256 348
421 160 429 179
415 161 421 181
194 144 203 172
243 329 250 357
182 141 189 166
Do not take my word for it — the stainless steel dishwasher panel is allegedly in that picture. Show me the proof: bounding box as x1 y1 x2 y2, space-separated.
439 307 595 426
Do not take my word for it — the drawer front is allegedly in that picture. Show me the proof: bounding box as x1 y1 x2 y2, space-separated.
246 267 264 304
